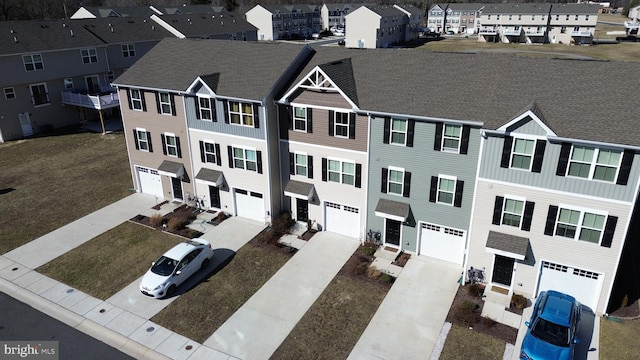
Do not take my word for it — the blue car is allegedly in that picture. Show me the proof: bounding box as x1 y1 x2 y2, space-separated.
520 290 580 360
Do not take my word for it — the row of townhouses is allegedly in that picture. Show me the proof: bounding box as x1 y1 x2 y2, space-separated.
113 38 640 316
0 9 257 142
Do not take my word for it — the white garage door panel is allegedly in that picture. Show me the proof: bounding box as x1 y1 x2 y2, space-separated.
537 261 602 311
419 223 466 265
325 202 360 238
137 167 163 198
235 189 264 222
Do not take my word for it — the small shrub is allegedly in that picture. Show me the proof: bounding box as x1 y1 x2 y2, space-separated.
622 294 629 308
394 252 410 267
510 294 528 310
167 214 190 231
216 211 226 222
467 283 485 297
149 213 163 227
271 212 294 237
379 273 394 283
367 267 382 279
361 241 377 256
454 300 480 326
361 247 376 256
343 254 370 276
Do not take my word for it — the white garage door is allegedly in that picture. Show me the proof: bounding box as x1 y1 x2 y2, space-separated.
235 188 264 222
537 261 602 311
137 166 163 198
325 202 360 238
419 223 466 265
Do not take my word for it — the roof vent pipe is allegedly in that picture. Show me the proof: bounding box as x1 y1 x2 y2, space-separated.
70 29 74 37
14 36 18 43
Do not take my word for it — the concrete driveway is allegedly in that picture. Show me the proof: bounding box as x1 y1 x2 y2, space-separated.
349 256 462 360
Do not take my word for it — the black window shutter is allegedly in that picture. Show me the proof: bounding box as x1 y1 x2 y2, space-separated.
434 122 443 151
133 130 139 150
492 196 504 225
322 158 327 181
227 146 234 168
532 140 546 173
170 94 176 116
211 100 217 122
544 205 559 236
126 88 132 109
454 180 464 207
383 117 390 144
407 119 415 147
308 156 313 179
155 92 161 113
223 101 229 124
381 168 388 193
199 141 205 162
161 134 167 155
617 150 634 185
403 171 411 198
175 137 182 158
289 152 295 175
253 104 260 128
429 176 438 202
307 108 313 133
256 151 262 174
215 143 221 166
147 132 153 152
500 136 513 168
355 163 362 188
194 97 201 120
140 91 147 111
328 110 334 136
601 216 617 248
460 125 470 154
556 143 572 176
348 113 356 139
522 201 535 231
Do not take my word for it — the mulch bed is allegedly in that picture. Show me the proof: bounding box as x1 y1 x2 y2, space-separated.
340 246 395 290
609 298 640 319
445 284 518 344
129 204 204 239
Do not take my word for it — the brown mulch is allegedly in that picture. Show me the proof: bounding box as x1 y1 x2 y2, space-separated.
445 284 518 344
129 204 204 239
340 246 394 290
609 298 640 318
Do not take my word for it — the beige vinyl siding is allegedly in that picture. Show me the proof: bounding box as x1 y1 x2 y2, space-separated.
290 88 352 109
288 108 368 152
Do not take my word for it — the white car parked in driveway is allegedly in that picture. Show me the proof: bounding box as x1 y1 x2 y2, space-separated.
140 238 214 299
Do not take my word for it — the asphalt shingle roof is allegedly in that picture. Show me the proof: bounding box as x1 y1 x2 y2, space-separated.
0 20 105 55
482 4 551 15
71 17 173 44
156 13 257 38
550 3 600 15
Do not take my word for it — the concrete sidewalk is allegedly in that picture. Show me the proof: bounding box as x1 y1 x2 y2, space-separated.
348 256 461 360
204 231 360 359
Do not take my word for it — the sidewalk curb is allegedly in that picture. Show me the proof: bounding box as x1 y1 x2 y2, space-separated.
0 277 169 360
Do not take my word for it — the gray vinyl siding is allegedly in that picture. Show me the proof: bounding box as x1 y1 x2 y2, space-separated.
104 41 158 70
479 134 640 202
367 115 481 253
186 96 265 140
510 120 548 136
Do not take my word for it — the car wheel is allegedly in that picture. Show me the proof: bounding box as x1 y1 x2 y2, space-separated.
166 284 176 297
201 258 210 270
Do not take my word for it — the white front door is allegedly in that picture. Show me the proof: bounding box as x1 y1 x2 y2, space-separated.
419 223 466 265
235 188 264 222
19 113 33 137
137 166 163 198
324 202 360 238
536 261 603 311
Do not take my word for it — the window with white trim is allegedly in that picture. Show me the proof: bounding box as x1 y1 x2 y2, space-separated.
164 133 178 157
23 54 43 71
131 89 143 110
387 168 404 195
203 141 217 163
122 44 135 58
229 101 254 126
502 198 524 227
334 111 349 137
555 207 606 244
294 106 307 131
233 147 257 171
81 48 98 64
295 153 307 176
328 159 355 185
390 118 406 145
198 97 212 120
442 124 461 152
158 93 172 115
136 129 150 151
511 138 535 170
567 146 621 182
437 176 456 205
29 83 49 106
63 78 73 90
3 87 15 99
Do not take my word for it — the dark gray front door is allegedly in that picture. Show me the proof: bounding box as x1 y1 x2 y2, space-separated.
171 177 183 200
209 186 221 209
492 255 514 286
385 219 401 246
296 198 308 222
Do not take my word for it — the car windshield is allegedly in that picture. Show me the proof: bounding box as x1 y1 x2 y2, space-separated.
531 318 570 347
150 256 178 276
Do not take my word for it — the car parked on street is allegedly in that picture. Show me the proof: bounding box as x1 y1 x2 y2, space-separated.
520 290 581 360
140 238 214 299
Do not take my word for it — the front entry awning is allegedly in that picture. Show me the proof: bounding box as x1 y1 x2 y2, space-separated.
195 168 224 187
374 198 410 222
157 160 187 181
485 230 529 261
284 180 316 201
